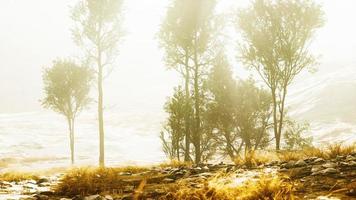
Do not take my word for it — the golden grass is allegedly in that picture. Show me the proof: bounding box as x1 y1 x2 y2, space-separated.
160 175 295 200
55 166 151 196
234 151 274 168
277 151 304 162
277 142 356 162
325 143 355 159
0 172 40 182
159 159 193 168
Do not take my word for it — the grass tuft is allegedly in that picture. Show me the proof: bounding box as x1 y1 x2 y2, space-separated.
234 151 273 168
55 166 150 196
161 175 295 200
0 172 40 182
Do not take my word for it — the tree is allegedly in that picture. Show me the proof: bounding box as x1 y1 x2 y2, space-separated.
206 54 242 159
160 87 191 161
206 54 272 160
160 0 221 164
72 0 124 167
236 0 324 150
159 0 195 162
42 59 92 165
234 79 272 154
284 120 312 150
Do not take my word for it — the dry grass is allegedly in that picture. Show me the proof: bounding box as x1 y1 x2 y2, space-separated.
277 151 304 162
160 175 295 200
0 172 40 182
277 142 356 162
234 151 274 168
55 166 151 196
325 143 355 159
159 160 192 168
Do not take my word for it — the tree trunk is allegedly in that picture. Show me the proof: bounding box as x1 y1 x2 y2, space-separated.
184 60 191 162
271 88 280 150
193 65 201 164
98 60 105 168
277 86 287 150
67 117 74 165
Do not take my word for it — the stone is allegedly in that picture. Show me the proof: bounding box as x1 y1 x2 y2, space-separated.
162 178 175 183
104 195 113 200
123 185 135 193
322 162 337 168
346 188 356 196
311 165 322 173
202 166 210 171
321 168 338 174
118 172 132 176
285 161 296 169
37 178 49 184
32 194 49 200
295 159 307 167
346 155 356 161
84 195 105 200
313 158 325 164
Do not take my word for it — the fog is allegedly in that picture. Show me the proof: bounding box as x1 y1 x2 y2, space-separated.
0 0 355 113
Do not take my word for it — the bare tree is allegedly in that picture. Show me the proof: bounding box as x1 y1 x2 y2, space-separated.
71 0 124 167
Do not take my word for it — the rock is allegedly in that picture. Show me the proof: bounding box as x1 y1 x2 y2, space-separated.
104 195 113 200
202 166 210 171
154 188 165 195
37 178 49 184
295 159 307 167
162 178 175 183
322 162 337 168
346 189 356 196
38 191 54 196
320 168 338 174
32 194 49 200
346 155 356 161
313 158 325 164
123 185 135 193
118 172 132 176
84 195 105 200
311 165 322 173
283 161 296 169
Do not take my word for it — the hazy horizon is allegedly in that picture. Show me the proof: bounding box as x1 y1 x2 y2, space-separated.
0 0 355 114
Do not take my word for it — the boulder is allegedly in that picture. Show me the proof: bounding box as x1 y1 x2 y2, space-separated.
295 160 307 167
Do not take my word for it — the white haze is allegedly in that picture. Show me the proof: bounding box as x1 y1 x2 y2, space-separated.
0 0 355 170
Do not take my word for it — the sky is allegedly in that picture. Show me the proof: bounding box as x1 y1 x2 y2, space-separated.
0 0 355 114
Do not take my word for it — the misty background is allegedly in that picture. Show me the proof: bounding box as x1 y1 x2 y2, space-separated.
0 0 355 169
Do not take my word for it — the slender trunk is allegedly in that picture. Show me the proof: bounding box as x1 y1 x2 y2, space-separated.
271 88 280 150
67 117 74 165
98 54 105 168
277 86 287 150
184 59 191 162
193 65 201 164
71 118 75 165
225 131 235 160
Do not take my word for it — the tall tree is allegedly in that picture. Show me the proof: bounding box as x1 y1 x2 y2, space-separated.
236 0 324 150
71 0 124 167
160 86 192 161
159 0 196 162
42 60 92 165
206 54 241 159
189 0 220 163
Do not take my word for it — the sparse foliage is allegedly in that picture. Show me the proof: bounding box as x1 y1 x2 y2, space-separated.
42 59 92 164
72 0 124 167
236 0 324 150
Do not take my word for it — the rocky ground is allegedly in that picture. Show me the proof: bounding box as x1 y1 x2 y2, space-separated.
1 153 356 200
